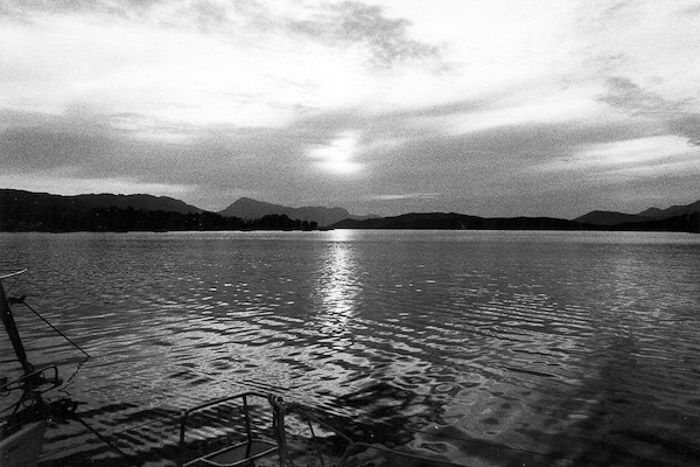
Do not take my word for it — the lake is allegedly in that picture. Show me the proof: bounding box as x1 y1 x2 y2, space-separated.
1 230 700 466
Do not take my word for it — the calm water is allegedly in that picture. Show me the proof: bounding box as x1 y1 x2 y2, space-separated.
1 230 700 466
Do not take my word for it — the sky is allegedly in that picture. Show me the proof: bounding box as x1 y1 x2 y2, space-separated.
1 0 699 218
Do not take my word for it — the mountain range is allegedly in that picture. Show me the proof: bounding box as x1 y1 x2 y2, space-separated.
218 197 376 227
573 200 700 226
0 189 311 232
0 188 698 233
332 213 586 230
0 188 202 215
331 211 700 232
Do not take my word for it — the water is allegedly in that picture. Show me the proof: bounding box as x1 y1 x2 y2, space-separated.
1 230 699 466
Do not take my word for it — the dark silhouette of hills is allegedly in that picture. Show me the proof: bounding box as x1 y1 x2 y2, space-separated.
1 188 201 217
73 192 203 213
0 189 316 232
331 211 699 233
219 197 376 227
609 212 700 233
636 200 700 219
573 211 651 226
575 199 700 225
332 213 589 230
1 188 697 233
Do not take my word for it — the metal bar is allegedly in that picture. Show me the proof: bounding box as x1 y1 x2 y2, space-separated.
0 279 33 375
182 391 268 417
179 410 187 467
272 399 288 467
306 417 325 467
243 395 253 443
243 394 253 458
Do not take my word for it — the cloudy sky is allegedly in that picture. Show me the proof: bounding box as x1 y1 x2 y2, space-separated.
1 0 699 217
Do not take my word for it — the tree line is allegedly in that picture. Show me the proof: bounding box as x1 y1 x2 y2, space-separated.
0 206 319 232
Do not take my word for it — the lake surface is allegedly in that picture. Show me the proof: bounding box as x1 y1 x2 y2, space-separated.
1 230 700 466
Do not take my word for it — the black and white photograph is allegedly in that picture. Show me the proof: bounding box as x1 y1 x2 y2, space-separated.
1 1 699 465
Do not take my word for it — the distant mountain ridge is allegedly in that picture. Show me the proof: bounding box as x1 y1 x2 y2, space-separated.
332 212 588 230
1 188 204 231
1 188 203 215
0 188 316 232
574 200 700 226
573 211 651 226
331 211 699 233
1 188 698 233
219 197 376 227
636 200 700 219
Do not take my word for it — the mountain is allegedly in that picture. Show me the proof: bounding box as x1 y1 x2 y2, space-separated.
1 188 202 214
331 212 590 230
219 197 376 227
636 200 700 219
2 188 697 233
575 199 700 225
610 213 700 233
332 211 699 233
0 188 322 232
72 193 204 214
573 210 650 226
1 188 203 231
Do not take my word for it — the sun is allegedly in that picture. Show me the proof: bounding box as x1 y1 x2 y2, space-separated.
308 132 363 175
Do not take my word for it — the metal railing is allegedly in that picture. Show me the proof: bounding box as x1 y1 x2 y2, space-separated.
178 392 465 467
177 391 279 467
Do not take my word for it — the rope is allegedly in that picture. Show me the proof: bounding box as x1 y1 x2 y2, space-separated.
75 416 137 465
17 298 91 359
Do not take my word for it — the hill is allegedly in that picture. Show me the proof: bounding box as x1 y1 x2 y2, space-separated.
636 200 700 219
610 213 700 233
1 188 202 217
573 210 650 226
0 189 321 232
333 211 698 233
2 188 697 233
72 193 203 214
0 188 200 231
575 199 700 225
219 197 375 227
332 212 590 230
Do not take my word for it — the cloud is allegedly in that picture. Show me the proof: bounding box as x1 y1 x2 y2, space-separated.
668 114 700 146
680 3 700 16
288 1 442 68
0 0 164 20
597 76 700 145
2 2 699 217
1 0 442 70
2 95 698 217
545 135 698 170
598 77 680 115
370 193 441 201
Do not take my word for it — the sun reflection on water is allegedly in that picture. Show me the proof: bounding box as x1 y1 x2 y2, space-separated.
315 230 358 334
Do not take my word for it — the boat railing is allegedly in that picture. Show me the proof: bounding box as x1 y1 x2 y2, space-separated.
277 401 354 466
177 391 279 467
280 403 465 467
178 393 467 467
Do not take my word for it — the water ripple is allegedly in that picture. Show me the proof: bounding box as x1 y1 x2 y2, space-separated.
1 231 699 466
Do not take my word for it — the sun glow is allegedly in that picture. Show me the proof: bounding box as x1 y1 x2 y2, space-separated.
307 132 363 175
